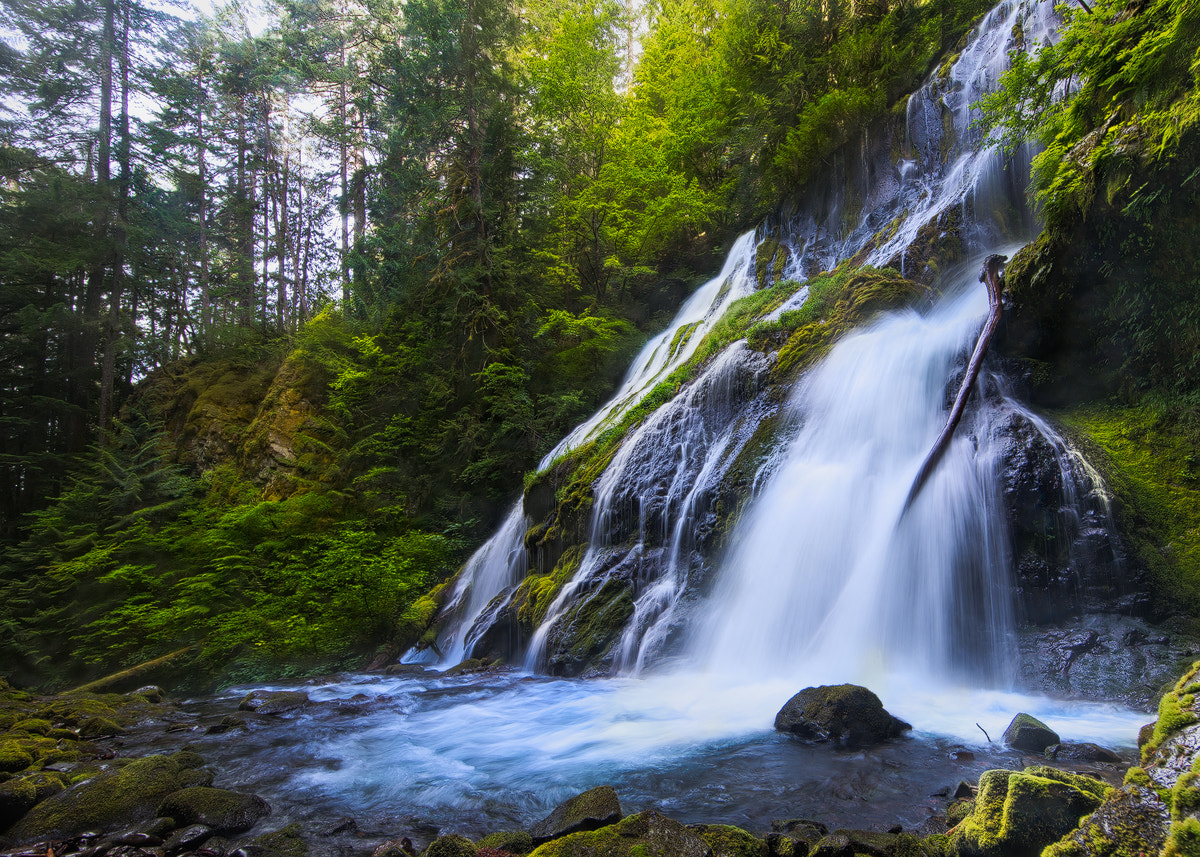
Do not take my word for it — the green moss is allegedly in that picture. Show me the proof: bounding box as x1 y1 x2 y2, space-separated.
478 831 535 855
690 824 765 857
1162 816 1200 857
548 578 635 671
515 546 586 629
250 821 310 857
1061 407 1200 614
950 766 1111 857
0 740 33 773
424 834 478 857
1140 661 1200 763
10 719 51 736
529 811 708 857
7 752 211 842
946 798 974 827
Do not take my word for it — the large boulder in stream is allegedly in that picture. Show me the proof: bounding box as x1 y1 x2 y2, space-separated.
773 685 910 748
156 786 271 834
1001 713 1060 754
530 785 624 844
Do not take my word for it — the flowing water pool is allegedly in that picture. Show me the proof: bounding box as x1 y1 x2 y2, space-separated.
120 669 1147 848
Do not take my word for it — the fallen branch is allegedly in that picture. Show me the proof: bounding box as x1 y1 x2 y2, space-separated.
903 254 1007 513
69 645 199 694
977 722 993 743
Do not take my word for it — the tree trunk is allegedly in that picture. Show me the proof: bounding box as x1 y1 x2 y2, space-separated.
903 254 1007 513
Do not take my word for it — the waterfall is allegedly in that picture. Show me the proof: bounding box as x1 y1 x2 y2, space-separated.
693 277 1018 687
417 0 1074 675
417 232 764 665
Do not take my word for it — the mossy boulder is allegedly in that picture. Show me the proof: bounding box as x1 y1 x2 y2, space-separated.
78 716 125 739
0 771 66 830
155 786 271 834
773 685 911 748
528 811 711 857
479 830 535 855
5 750 210 843
540 580 635 677
1000 713 1059 754
530 785 623 844
11 719 51 736
238 689 310 715
0 741 33 774
1041 783 1170 857
425 834 478 857
689 824 766 857
948 766 1111 857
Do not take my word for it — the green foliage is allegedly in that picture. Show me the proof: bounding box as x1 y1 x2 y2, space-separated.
978 0 1200 225
1062 406 1200 614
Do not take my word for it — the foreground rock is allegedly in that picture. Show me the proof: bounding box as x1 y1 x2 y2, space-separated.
530 785 623 844
1040 660 1200 856
774 685 910 748
948 766 1110 857
1001 713 1060 754
529 811 710 857
6 751 212 842
237 689 309 715
156 786 271 834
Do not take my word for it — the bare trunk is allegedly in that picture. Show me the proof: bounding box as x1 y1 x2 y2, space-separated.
903 254 1007 512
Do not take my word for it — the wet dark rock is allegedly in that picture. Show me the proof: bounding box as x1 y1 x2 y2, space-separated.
773 685 911 748
1043 742 1123 763
319 817 357 836
382 664 429 677
953 781 976 799
1017 615 1200 708
164 824 214 853
540 579 635 678
1002 713 1059 753
155 788 270 835
206 717 246 735
372 838 417 857
130 687 166 705
114 831 162 847
809 832 852 857
949 748 976 762
236 691 308 716
529 785 623 844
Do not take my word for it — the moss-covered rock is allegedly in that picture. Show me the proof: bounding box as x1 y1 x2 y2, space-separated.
530 786 623 844
541 579 635 677
78 716 124 739
689 824 766 857
5 751 209 843
478 831 535 855
528 811 711 857
155 786 271 834
1000 713 1059 754
0 771 66 830
425 834 478 857
10 719 51 736
0 742 33 774
238 690 310 715
948 766 1111 857
773 684 911 748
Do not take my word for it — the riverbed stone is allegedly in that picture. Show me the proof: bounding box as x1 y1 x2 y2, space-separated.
156 786 271 834
1043 741 1122 763
6 751 210 843
1001 713 1059 753
773 685 911 748
530 785 623 844
237 690 309 715
948 766 1111 857
528 811 711 857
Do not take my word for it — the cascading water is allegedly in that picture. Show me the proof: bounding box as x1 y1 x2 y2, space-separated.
418 231 765 665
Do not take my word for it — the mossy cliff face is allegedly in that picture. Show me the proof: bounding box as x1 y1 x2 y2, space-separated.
132 348 337 501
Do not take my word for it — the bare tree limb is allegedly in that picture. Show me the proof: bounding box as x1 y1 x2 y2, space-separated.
903 254 1007 513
